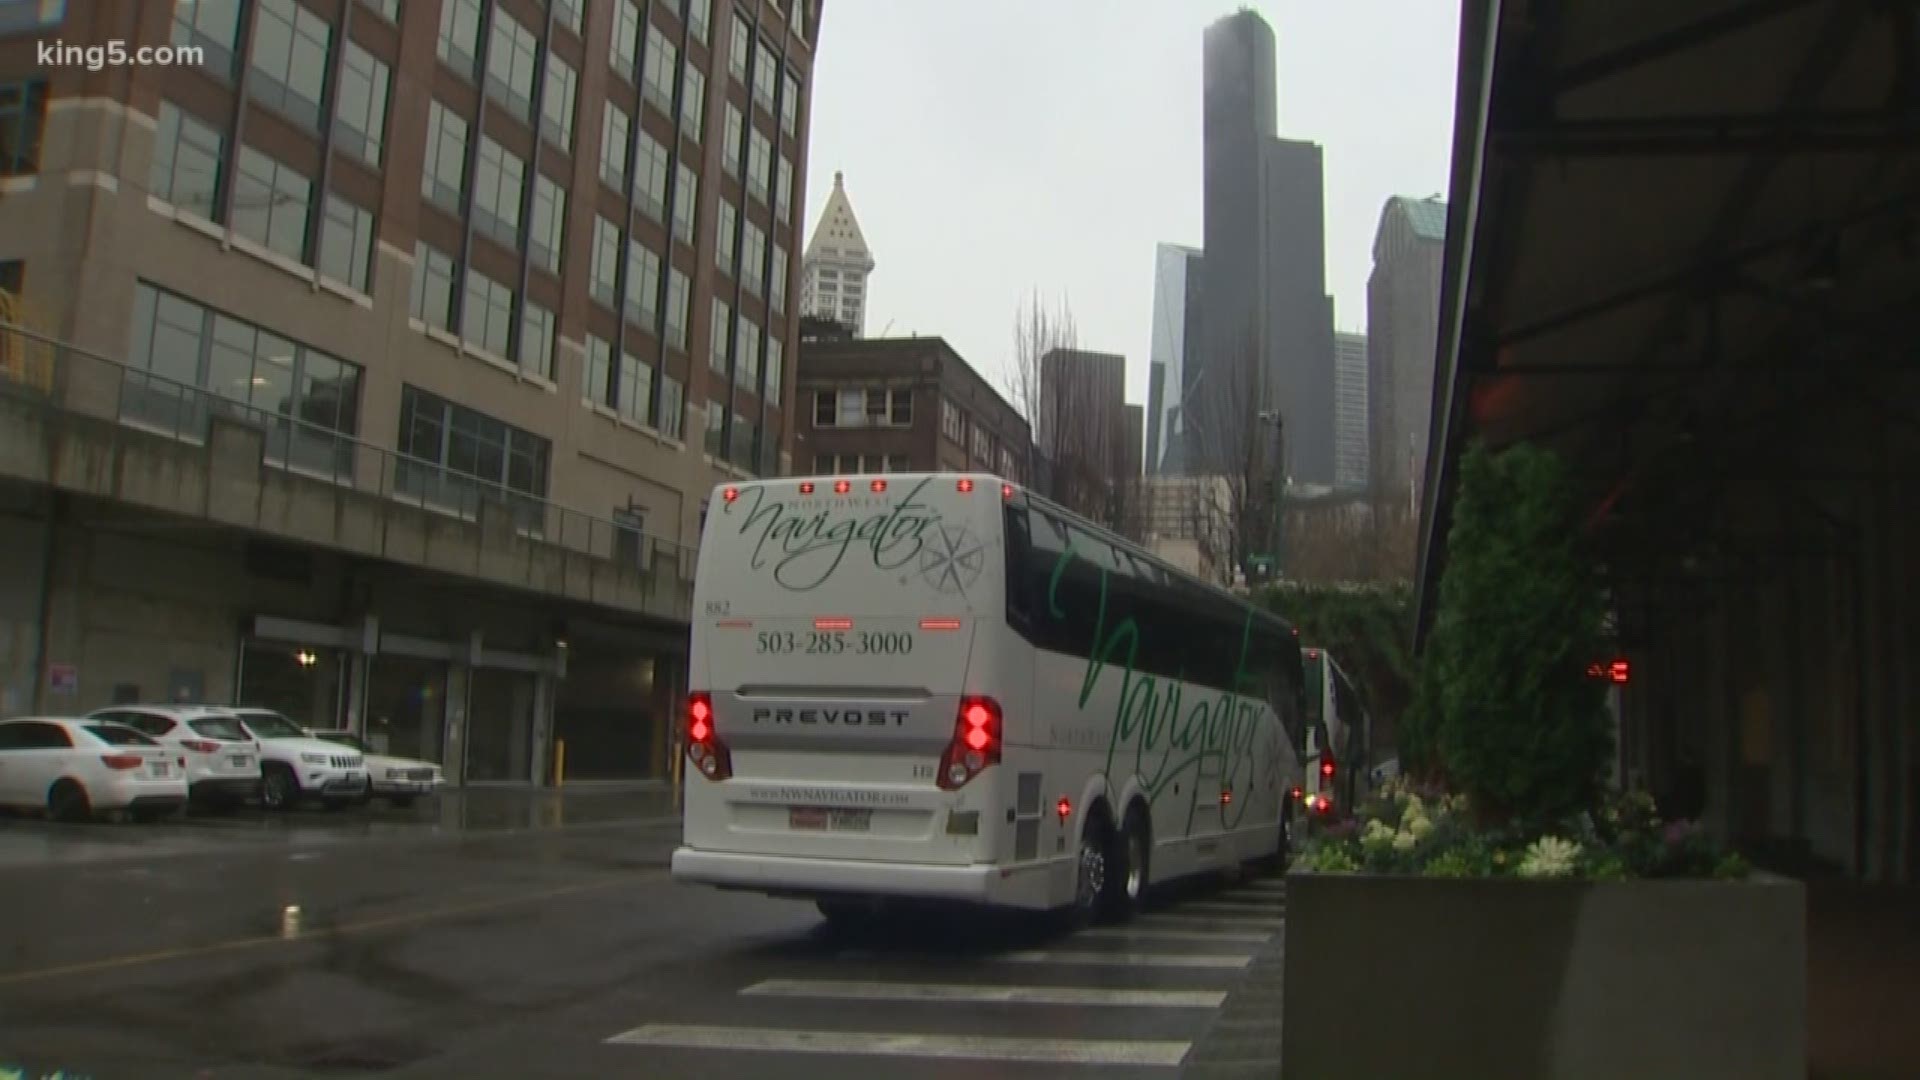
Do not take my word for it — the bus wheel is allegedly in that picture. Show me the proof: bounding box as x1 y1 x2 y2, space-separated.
1115 808 1151 920
1066 815 1112 930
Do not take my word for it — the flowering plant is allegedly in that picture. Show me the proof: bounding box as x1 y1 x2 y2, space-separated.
1292 780 1751 882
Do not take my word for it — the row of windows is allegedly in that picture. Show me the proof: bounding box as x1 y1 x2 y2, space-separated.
939 396 1020 478
813 388 911 429
704 298 783 401
812 453 911 474
408 240 555 382
583 331 687 439
703 399 772 472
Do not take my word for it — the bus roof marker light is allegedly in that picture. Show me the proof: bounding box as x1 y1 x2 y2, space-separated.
722 486 739 502
870 478 887 493
798 481 815 494
1001 483 1015 499
957 478 974 493
833 479 851 494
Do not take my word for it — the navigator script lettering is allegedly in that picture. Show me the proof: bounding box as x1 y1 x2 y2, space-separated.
728 477 942 591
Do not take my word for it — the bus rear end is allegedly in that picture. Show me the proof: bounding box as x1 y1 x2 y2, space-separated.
672 474 1034 908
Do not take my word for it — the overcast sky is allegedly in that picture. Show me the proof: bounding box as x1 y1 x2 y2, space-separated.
799 0 1461 411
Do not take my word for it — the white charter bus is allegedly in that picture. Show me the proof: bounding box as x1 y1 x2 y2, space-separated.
671 473 1308 927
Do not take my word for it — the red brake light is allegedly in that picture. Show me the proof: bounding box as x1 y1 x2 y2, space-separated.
957 478 974 493
799 481 815 494
180 739 220 753
1316 796 1333 813
938 695 1002 790
834 479 851 494
870 478 887 493
1055 797 1071 819
723 486 739 502
1220 789 1233 806
684 692 731 781
101 754 144 770
1321 758 1335 777
1306 649 1319 660
1291 786 1304 800
1609 659 1631 683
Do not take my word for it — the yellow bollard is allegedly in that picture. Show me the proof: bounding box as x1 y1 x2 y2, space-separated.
553 739 566 787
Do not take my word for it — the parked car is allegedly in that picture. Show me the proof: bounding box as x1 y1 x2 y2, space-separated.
85 705 263 809
0 717 188 822
217 707 369 810
307 730 444 808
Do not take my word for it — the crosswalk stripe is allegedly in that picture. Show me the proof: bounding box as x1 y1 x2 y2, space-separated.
993 950 1252 969
740 978 1228 1008
606 1024 1192 1066
1138 914 1284 930
1077 927 1273 944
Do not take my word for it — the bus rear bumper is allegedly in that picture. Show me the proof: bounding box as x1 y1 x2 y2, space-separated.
670 847 1051 909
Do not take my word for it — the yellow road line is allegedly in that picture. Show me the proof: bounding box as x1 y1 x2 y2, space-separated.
0 870 664 987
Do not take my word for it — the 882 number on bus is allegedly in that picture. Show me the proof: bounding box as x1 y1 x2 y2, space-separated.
755 630 916 656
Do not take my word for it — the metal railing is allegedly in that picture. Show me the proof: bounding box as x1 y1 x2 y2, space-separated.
0 318 696 605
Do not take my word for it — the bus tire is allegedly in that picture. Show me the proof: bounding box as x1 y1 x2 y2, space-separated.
1114 805 1152 920
1065 809 1115 930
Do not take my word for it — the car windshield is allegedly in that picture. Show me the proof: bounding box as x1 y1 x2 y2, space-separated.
84 724 158 747
189 718 251 741
237 711 306 740
314 732 370 753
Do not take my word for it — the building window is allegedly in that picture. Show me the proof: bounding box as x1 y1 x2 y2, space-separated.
519 301 554 380
659 374 684 439
673 163 698 245
709 297 730 373
770 245 788 313
705 400 725 457
124 282 363 476
734 315 759 390
147 102 224 220
542 56 577 151
781 71 800 137
333 43 389 168
554 0 583 34
624 239 660 329
0 260 21 295
584 334 611 406
723 103 743 178
396 385 551 530
689 0 710 44
635 130 668 221
752 40 777 113
171 0 242 81
436 0 482 79
747 129 771 203
643 26 677 116
408 241 457 330
665 268 690 351
728 12 750 83
421 101 468 213
232 146 312 262
716 200 737 276
610 0 641 81
471 136 525 248
599 102 630 191
775 155 792 223
528 174 565 274
317 194 373 292
249 0 331 130
359 0 399 23
485 9 539 122
617 350 651 424
730 412 754 469
941 398 963 443
765 338 782 403
461 269 514 357
0 80 47 177
741 220 765 297
589 216 620 308
999 446 1017 480
681 62 705 140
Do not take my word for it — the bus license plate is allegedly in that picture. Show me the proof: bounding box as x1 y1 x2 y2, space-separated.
790 807 871 832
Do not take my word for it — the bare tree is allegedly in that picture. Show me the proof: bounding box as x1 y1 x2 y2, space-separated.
1004 289 1107 520
1187 328 1280 585
1280 497 1421 585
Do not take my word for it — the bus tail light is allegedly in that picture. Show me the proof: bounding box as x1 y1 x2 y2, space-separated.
685 692 732 781
1315 795 1333 814
1320 756 1335 779
937 695 1002 790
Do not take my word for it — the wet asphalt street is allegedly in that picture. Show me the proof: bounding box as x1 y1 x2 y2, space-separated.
0 791 1285 1080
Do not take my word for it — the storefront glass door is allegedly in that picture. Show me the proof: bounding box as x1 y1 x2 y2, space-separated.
364 656 448 763
466 667 536 782
237 641 346 730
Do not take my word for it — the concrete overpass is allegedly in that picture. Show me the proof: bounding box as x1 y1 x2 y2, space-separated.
1418 0 1920 885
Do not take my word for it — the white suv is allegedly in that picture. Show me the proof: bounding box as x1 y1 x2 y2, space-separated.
222 707 369 810
86 705 263 809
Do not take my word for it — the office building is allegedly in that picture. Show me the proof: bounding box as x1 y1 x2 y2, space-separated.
1334 329 1369 491
1038 347 1126 523
795 335 1028 480
0 0 823 783
1366 195 1446 505
1146 241 1200 475
797 169 873 335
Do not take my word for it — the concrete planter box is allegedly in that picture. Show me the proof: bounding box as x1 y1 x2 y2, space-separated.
1281 870 1806 1080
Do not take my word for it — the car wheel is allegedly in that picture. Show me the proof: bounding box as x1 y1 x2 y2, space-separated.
261 765 299 811
47 780 91 823
1115 807 1152 920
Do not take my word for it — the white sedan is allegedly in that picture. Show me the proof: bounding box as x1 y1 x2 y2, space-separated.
308 730 444 808
0 717 189 822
